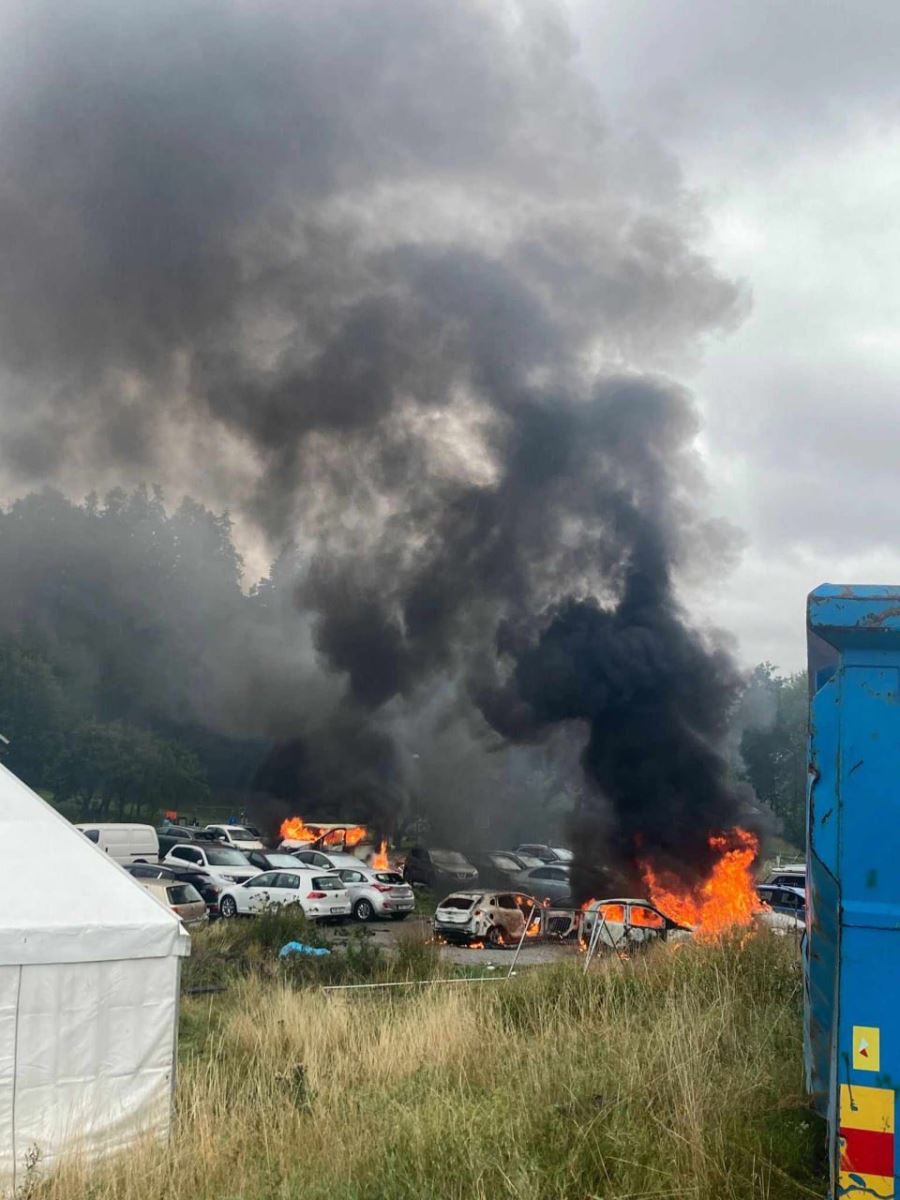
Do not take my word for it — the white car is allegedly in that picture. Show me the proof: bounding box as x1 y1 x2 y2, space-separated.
218 868 351 921
204 823 264 851
581 898 689 950
163 842 261 885
433 891 542 946
335 866 415 921
290 849 369 872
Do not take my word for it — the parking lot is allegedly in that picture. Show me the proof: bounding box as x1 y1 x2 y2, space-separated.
351 914 577 967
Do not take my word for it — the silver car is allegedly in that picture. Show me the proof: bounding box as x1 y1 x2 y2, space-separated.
336 866 416 922
509 863 573 905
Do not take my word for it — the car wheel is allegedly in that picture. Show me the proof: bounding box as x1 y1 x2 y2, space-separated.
487 924 506 947
219 895 238 919
354 898 375 922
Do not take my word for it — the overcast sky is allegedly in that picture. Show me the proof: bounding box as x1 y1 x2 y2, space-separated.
566 1 900 671
2 1 896 679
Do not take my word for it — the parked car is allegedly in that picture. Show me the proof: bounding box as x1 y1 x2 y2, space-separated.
757 883 806 920
335 866 415 921
218 868 351 920
204 823 264 851
581 898 688 950
125 862 176 881
469 851 543 886
139 879 208 929
290 849 369 872
246 850 311 872
763 864 806 891
156 825 226 857
510 863 573 905
514 844 574 865
402 847 479 890
163 842 260 884
75 822 159 865
433 890 540 946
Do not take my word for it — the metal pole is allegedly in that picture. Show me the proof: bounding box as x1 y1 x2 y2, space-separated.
583 908 612 973
322 976 503 995
506 903 538 980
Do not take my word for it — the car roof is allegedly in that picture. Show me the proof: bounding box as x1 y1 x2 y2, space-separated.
586 897 659 906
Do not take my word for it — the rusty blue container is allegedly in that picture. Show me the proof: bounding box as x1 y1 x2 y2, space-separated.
807 584 900 1199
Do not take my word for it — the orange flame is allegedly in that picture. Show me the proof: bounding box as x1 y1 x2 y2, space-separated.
279 818 369 848
371 839 389 870
643 828 762 939
279 816 316 843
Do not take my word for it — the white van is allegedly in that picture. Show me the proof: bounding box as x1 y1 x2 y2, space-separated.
75 823 159 865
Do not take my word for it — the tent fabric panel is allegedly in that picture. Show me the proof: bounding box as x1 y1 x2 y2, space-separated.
10 956 177 1187
0 967 19 1194
0 765 188 965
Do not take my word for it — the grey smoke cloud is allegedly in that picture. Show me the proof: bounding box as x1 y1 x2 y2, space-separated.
0 0 750 876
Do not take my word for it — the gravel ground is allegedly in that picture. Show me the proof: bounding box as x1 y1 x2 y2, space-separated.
361 915 578 968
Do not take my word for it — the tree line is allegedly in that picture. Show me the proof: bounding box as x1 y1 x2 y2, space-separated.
0 487 809 839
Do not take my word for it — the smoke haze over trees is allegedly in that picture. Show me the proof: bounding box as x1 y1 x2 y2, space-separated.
0 0 765 888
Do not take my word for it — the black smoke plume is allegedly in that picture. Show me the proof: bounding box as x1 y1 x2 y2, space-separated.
0 0 750 888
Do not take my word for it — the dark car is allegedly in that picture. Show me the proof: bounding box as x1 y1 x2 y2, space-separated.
125 862 177 881
514 844 574 865
403 846 478 890
469 851 542 887
126 859 226 916
246 850 313 873
156 825 228 857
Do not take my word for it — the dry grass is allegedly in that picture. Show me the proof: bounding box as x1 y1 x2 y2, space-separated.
33 929 824 1200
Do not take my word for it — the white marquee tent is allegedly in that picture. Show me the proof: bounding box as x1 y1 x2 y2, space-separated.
0 764 189 1194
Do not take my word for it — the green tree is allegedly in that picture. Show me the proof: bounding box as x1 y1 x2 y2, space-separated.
0 637 70 790
740 664 808 847
52 720 209 822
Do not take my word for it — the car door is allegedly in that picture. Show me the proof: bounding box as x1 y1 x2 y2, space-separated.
244 871 282 912
338 868 367 898
296 850 332 870
496 893 525 939
171 845 204 867
626 903 666 944
593 902 627 948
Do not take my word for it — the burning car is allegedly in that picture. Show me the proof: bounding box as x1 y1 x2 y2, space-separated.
433 890 540 947
580 898 689 951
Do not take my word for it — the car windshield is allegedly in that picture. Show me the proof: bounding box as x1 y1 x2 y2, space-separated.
205 847 251 866
490 854 520 870
439 895 477 910
312 875 344 891
431 850 468 867
374 872 404 885
550 848 573 862
227 826 256 839
264 854 301 867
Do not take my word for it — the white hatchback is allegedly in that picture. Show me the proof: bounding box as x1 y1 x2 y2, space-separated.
218 868 351 921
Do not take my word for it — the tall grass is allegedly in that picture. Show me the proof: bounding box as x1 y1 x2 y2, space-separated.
36 930 825 1200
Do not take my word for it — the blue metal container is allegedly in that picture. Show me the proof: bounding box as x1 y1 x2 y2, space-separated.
807 584 900 1199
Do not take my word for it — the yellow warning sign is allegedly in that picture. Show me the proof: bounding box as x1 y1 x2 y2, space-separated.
854 1026 881 1073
